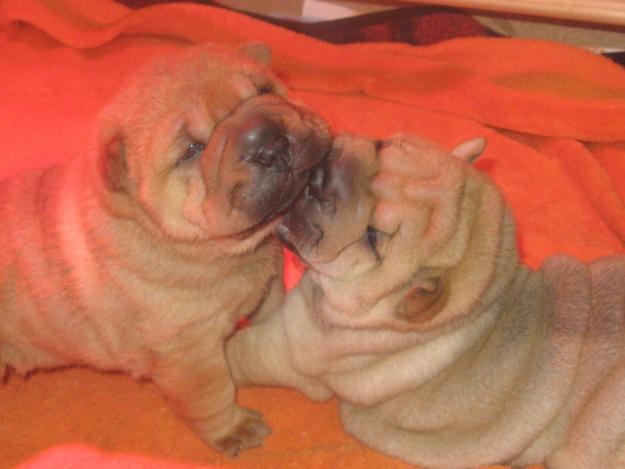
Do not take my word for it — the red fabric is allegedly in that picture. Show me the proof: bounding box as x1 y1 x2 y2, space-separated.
1 1 624 468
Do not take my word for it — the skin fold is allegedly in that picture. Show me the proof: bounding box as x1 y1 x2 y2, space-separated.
0 43 331 456
227 133 625 468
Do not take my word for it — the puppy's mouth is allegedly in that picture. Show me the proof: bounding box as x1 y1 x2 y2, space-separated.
235 131 333 241
276 147 338 260
236 169 319 241
305 159 330 204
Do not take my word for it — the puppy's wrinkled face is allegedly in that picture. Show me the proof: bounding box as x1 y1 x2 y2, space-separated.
96 44 331 251
199 94 331 243
279 134 508 331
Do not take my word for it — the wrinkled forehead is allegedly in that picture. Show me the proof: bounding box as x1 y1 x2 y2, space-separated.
376 136 459 180
370 137 463 217
110 47 281 130
177 48 281 101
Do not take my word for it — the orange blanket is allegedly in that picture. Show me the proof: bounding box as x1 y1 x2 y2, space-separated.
1 1 625 468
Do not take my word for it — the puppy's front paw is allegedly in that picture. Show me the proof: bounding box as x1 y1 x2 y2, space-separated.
213 408 271 456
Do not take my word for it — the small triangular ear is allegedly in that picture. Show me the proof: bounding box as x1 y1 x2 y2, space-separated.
99 129 128 192
451 137 486 164
238 42 272 66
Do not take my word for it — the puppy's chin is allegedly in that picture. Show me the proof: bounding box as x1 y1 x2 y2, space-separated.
223 216 283 254
205 226 278 256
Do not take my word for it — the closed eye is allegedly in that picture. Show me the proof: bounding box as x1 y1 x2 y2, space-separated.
365 225 381 260
177 141 205 166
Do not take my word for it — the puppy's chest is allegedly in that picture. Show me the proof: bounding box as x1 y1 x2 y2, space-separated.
207 255 277 318
123 245 279 330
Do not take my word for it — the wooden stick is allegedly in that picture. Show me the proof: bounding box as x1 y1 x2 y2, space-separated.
397 0 625 26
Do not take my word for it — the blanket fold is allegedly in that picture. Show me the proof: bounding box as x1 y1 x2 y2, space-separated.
1 1 624 468
2 0 625 141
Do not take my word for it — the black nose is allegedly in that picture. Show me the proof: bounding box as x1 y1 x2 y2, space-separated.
256 134 291 169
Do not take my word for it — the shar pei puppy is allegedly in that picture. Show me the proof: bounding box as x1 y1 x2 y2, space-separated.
228 133 625 468
0 43 331 455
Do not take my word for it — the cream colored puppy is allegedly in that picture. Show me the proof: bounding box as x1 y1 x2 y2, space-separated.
0 43 331 455
228 133 625 468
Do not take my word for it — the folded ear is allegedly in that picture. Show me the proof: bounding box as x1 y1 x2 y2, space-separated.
99 127 128 192
238 42 272 66
396 277 447 324
451 137 486 164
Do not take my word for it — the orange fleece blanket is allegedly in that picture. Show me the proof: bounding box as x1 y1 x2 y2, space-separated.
1 1 625 468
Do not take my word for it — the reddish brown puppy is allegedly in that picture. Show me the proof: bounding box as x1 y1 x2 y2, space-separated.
0 43 331 455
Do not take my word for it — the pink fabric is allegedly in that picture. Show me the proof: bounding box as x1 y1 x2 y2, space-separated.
16 444 214 469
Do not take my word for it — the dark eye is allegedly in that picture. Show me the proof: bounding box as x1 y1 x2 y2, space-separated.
255 134 290 169
178 142 205 166
365 225 381 260
258 84 274 94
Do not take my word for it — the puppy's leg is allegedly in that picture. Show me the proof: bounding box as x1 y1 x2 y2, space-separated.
153 333 270 456
227 311 331 401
